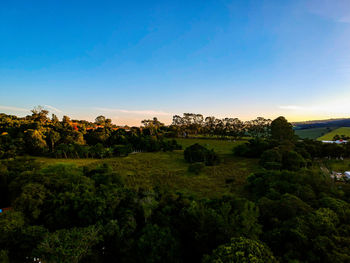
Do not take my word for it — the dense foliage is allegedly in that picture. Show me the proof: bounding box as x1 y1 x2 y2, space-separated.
0 110 182 159
184 143 220 166
2 110 350 262
0 158 263 263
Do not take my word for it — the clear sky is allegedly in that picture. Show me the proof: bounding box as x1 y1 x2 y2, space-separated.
1 0 350 126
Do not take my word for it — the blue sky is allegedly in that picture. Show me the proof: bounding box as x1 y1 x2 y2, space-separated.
1 0 350 125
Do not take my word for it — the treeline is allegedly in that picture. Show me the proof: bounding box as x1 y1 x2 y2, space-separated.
235 117 350 171
0 109 273 159
0 108 182 159
171 113 271 138
2 115 350 262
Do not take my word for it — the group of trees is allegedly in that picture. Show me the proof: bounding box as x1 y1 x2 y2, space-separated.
1 158 269 262
246 168 350 262
171 113 271 138
235 117 350 171
232 117 350 262
0 109 274 160
2 150 350 262
333 134 350 141
4 108 350 262
0 109 182 159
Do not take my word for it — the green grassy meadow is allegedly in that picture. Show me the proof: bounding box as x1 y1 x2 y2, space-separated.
317 127 350 141
295 127 334 139
35 138 258 198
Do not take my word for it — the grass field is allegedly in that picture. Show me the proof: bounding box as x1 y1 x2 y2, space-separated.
317 127 350 141
34 138 258 198
295 127 334 139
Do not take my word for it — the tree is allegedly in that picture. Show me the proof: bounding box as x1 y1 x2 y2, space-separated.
46 129 60 152
142 117 164 135
270 116 294 142
136 224 180 263
24 129 47 155
0 210 25 246
31 106 49 123
259 149 282 170
184 143 220 166
282 151 306 171
246 117 272 138
51 114 59 124
203 237 277 263
35 225 100 263
95 115 106 126
62 115 71 124
13 183 47 221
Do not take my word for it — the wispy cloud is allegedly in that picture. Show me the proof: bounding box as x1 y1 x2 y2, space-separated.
44 105 62 113
279 105 306 110
94 107 173 116
0 105 30 112
279 103 350 115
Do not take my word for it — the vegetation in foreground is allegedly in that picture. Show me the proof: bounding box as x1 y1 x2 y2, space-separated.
2 112 350 262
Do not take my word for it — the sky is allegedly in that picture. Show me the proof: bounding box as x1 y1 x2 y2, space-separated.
1 0 350 126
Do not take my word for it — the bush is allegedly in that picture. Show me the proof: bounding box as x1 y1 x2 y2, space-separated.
233 138 271 158
113 145 132 157
259 149 282 170
205 149 220 166
184 143 208 163
188 162 205 174
203 237 277 263
184 144 220 166
161 139 182 152
282 151 306 171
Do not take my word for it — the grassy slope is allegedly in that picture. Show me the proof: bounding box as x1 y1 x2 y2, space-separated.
35 139 258 198
317 127 350 141
295 127 334 139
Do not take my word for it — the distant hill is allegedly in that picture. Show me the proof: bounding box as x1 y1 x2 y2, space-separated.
294 127 335 140
293 118 350 129
317 127 350 141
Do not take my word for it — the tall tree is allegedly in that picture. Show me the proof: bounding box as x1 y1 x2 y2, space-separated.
270 116 294 142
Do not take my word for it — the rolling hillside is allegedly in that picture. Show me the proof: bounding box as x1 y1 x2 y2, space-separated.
317 127 350 141
295 127 334 139
293 118 350 129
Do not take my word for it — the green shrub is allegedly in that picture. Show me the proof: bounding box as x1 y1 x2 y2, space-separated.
113 145 132 156
184 143 220 166
259 149 282 170
282 150 306 171
203 237 277 263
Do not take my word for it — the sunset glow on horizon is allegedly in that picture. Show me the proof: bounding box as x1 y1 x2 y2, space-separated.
1 0 350 125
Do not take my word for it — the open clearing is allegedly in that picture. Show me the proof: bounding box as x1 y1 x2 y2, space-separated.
317 127 350 141
35 139 258 198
